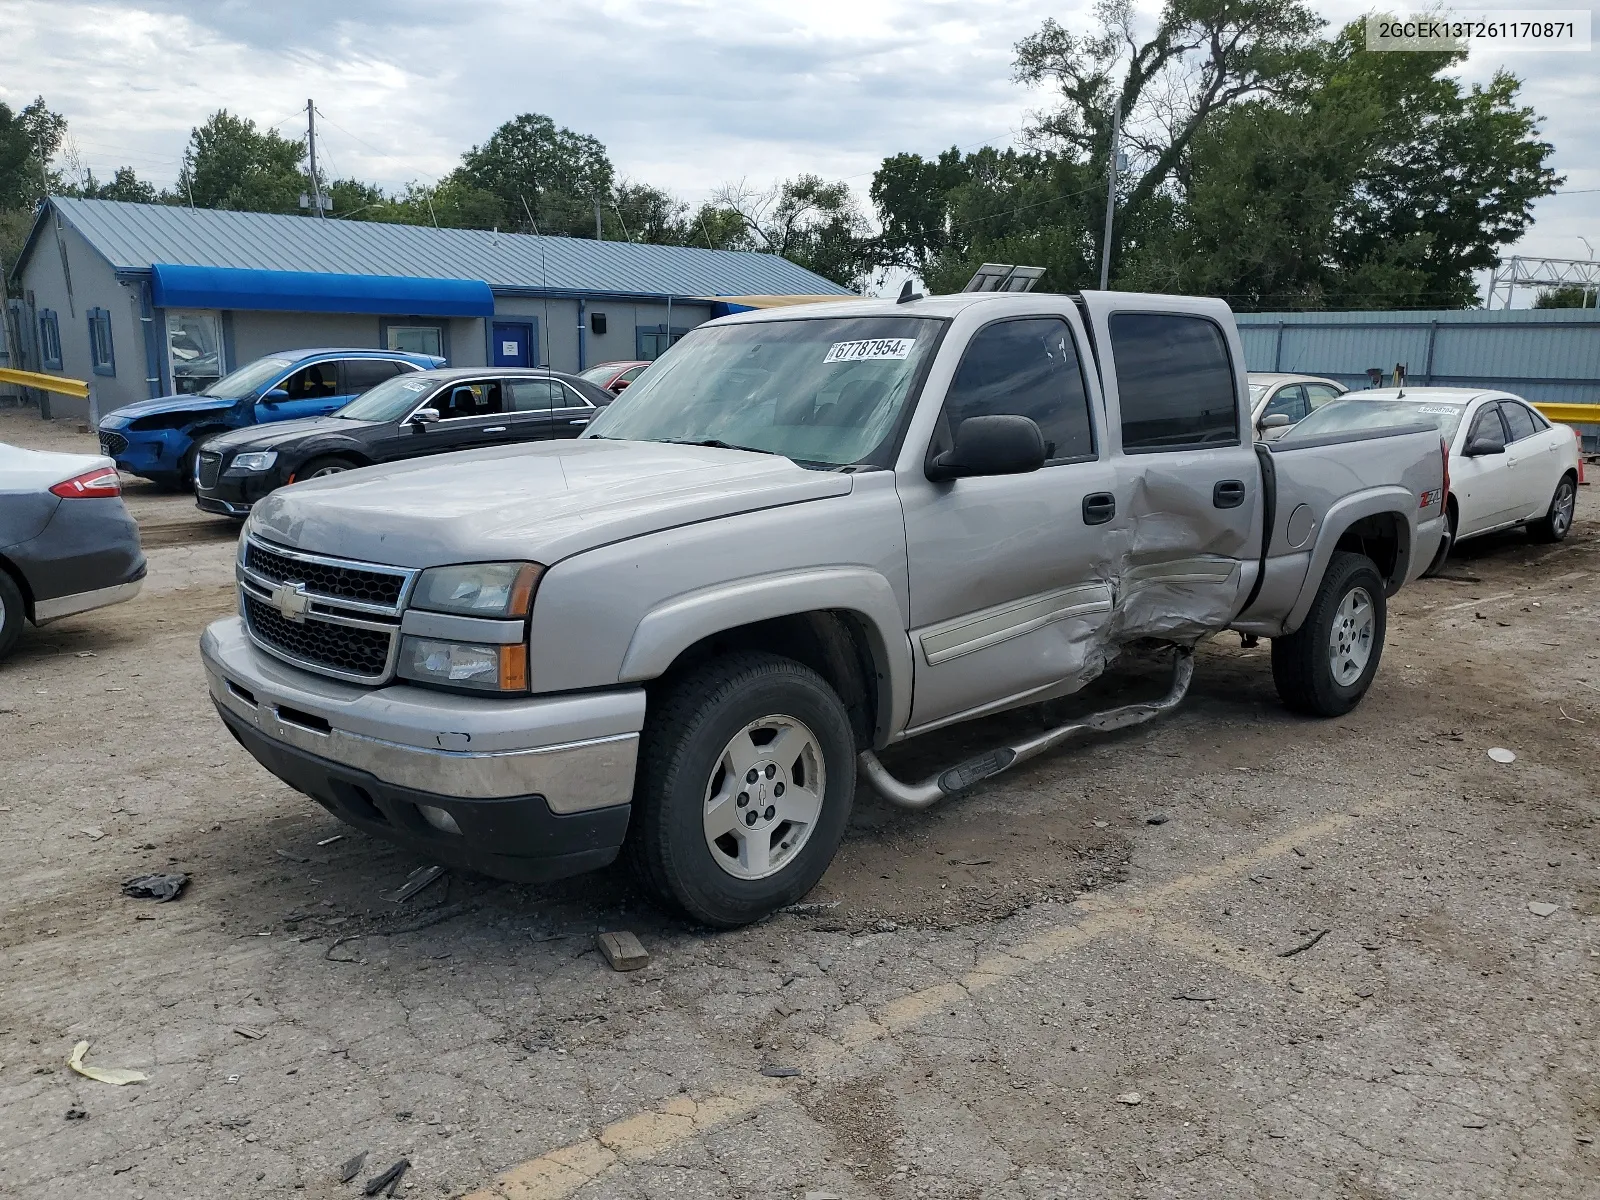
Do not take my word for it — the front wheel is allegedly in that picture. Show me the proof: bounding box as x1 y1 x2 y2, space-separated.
1528 473 1577 544
627 652 856 927
295 456 359 480
1272 551 1387 717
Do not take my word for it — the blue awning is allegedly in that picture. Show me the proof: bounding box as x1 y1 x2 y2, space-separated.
150 264 495 317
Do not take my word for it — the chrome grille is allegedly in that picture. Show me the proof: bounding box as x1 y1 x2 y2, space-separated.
238 537 415 683
100 431 128 457
196 451 222 490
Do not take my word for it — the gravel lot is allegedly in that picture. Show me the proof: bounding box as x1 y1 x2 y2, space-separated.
2 415 1596 1199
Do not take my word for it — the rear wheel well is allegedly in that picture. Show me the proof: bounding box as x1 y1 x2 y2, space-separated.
653 612 881 749
1334 511 1405 591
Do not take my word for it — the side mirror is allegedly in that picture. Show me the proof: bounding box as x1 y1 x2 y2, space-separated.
260 388 289 406
409 408 440 429
1258 413 1291 430
1464 432 1504 457
926 415 1046 482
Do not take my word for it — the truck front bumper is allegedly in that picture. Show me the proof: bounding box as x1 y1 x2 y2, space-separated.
201 616 644 883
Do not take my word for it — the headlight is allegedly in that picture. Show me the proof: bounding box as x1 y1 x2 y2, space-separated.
397 637 528 692
413 562 542 618
232 451 278 472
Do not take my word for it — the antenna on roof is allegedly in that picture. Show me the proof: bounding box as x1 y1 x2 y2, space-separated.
897 278 923 304
520 193 553 369
962 263 1044 293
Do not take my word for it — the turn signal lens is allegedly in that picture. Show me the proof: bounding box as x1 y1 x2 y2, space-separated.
50 467 122 498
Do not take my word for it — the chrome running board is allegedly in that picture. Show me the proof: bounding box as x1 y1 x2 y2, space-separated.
858 649 1195 810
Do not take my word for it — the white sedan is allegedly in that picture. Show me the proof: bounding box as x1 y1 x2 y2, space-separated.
1285 387 1581 572
1248 372 1347 436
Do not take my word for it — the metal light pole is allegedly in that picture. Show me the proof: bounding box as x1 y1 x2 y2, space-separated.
1098 96 1122 291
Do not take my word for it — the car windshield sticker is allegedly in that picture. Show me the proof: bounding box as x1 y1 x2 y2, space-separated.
1417 405 1459 415
399 379 432 391
824 338 915 364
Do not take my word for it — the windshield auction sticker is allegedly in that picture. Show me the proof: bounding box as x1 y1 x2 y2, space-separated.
1366 11 1590 51
824 338 915 363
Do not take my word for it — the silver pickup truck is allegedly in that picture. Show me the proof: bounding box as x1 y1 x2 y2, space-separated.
201 290 1446 926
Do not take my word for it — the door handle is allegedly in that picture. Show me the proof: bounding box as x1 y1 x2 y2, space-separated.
569 418 590 425
484 426 507 433
1082 492 1116 525
1213 479 1247 509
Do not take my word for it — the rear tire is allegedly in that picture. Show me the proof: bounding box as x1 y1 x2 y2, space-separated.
1528 473 1577 544
1272 551 1386 717
0 569 26 664
626 652 856 928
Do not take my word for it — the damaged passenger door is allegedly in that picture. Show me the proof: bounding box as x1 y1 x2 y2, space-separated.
1076 294 1262 640
899 307 1121 732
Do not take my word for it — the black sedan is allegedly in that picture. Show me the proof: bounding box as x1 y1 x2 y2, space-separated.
193 367 614 516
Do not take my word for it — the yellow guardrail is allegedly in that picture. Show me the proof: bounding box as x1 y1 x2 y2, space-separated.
0 367 91 399
1532 402 1600 426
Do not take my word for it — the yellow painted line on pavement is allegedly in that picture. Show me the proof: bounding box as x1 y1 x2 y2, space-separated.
463 795 1409 1199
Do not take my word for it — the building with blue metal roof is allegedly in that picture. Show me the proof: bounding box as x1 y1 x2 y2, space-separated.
9 198 853 418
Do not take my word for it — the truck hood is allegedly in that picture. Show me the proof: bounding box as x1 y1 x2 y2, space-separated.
100 393 239 427
248 438 856 568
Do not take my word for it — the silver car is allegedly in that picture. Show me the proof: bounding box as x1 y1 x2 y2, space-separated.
0 444 145 662
1248 372 1347 437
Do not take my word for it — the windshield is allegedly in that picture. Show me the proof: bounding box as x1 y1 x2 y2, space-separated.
578 364 622 384
203 357 293 399
1248 383 1269 404
334 373 440 422
584 316 945 466
1286 397 1466 440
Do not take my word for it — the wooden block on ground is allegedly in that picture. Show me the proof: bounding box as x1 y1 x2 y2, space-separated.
596 930 650 971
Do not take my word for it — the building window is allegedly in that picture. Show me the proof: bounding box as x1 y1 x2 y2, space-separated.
88 308 116 376
636 324 689 361
166 310 223 394
385 324 443 358
39 309 63 370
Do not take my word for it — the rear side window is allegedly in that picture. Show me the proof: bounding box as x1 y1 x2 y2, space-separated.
508 379 560 413
1499 401 1538 442
938 317 1094 462
1305 383 1343 408
342 358 403 392
1110 313 1238 451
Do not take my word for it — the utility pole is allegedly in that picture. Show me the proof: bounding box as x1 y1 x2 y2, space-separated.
1098 95 1122 291
306 99 325 218
594 197 604 241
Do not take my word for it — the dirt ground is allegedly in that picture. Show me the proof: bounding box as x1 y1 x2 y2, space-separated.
1 413 1596 1199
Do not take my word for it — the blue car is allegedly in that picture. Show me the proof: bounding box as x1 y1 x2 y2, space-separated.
96 348 445 488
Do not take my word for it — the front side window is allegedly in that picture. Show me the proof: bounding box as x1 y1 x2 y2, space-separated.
589 316 946 468
281 362 339 401
88 308 115 376
433 381 504 420
1262 384 1309 423
205 356 292 399
386 325 443 358
1110 313 1238 451
39 309 62 369
1469 405 1507 445
933 317 1094 463
1499 400 1538 442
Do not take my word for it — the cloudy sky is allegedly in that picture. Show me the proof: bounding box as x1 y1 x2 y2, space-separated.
6 0 1597 294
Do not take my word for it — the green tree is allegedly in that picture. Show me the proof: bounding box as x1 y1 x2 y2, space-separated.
175 110 306 212
74 166 158 203
1534 285 1594 309
0 97 68 210
452 113 612 237
712 175 872 288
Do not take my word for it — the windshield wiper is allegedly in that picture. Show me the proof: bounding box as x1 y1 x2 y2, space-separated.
662 438 779 456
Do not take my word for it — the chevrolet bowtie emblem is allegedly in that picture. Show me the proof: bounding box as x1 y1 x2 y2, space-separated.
271 581 310 622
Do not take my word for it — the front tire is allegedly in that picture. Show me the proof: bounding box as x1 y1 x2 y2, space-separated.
0 570 25 663
295 456 359 480
1528 473 1577 544
627 652 856 927
1272 551 1386 717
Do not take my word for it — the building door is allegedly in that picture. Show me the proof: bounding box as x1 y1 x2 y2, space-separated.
492 322 534 367
166 310 223 394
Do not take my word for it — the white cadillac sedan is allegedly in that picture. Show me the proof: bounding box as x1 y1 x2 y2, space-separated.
1282 387 1581 573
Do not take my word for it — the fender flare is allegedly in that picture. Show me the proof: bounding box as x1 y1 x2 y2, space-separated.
1283 486 1414 633
617 567 914 744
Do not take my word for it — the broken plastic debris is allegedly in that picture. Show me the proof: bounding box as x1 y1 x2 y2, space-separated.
363 1157 410 1197
316 834 344 847
340 1150 368 1184
385 863 445 903
121 872 189 901
1527 901 1559 917
68 1042 146 1086
1487 747 1517 764
760 1065 803 1078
